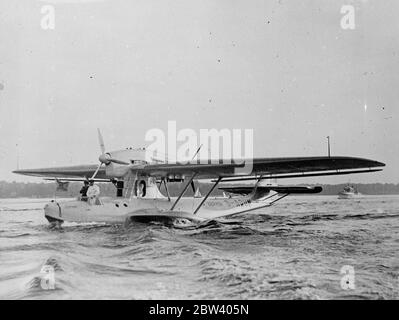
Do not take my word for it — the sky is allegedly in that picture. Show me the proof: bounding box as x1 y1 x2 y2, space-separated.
0 0 398 183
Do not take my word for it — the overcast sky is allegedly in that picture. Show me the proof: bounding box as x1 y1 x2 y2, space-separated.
0 0 398 183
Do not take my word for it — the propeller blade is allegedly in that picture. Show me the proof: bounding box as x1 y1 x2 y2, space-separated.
91 163 103 179
99 153 130 166
97 128 105 155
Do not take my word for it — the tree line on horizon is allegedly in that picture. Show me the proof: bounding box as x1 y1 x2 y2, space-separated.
1 180 399 198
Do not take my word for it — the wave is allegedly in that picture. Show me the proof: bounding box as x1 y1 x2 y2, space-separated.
0 208 43 212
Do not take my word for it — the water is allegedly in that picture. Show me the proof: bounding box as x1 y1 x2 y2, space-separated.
0 196 398 300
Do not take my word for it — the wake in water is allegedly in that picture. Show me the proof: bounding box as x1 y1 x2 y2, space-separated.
0 195 398 299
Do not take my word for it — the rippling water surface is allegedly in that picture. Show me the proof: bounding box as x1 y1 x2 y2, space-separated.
0 195 398 299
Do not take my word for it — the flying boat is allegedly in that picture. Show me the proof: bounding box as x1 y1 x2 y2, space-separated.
13 130 385 226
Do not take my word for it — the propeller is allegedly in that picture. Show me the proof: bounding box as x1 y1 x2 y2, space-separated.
90 163 103 180
90 129 130 180
98 128 105 155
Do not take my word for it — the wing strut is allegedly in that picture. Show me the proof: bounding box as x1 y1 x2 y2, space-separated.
162 178 171 201
193 176 223 215
170 173 198 210
269 193 290 205
248 175 263 198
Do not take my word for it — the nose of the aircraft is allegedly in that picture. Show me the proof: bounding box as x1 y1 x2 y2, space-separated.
44 201 63 223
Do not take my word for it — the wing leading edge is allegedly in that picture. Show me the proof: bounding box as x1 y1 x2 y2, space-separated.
136 156 385 179
13 164 107 179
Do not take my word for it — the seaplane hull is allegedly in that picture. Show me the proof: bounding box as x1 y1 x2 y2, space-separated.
43 194 276 225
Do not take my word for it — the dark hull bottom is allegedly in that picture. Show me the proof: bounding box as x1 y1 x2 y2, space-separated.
128 215 194 227
45 215 64 224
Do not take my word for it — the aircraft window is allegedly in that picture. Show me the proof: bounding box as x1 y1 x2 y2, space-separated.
115 203 119 208
123 203 128 207
139 181 146 197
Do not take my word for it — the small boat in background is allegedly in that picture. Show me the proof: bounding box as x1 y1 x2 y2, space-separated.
338 185 363 199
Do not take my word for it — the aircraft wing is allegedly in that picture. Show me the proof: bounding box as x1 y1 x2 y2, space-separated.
136 156 385 180
13 156 385 181
13 164 108 179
